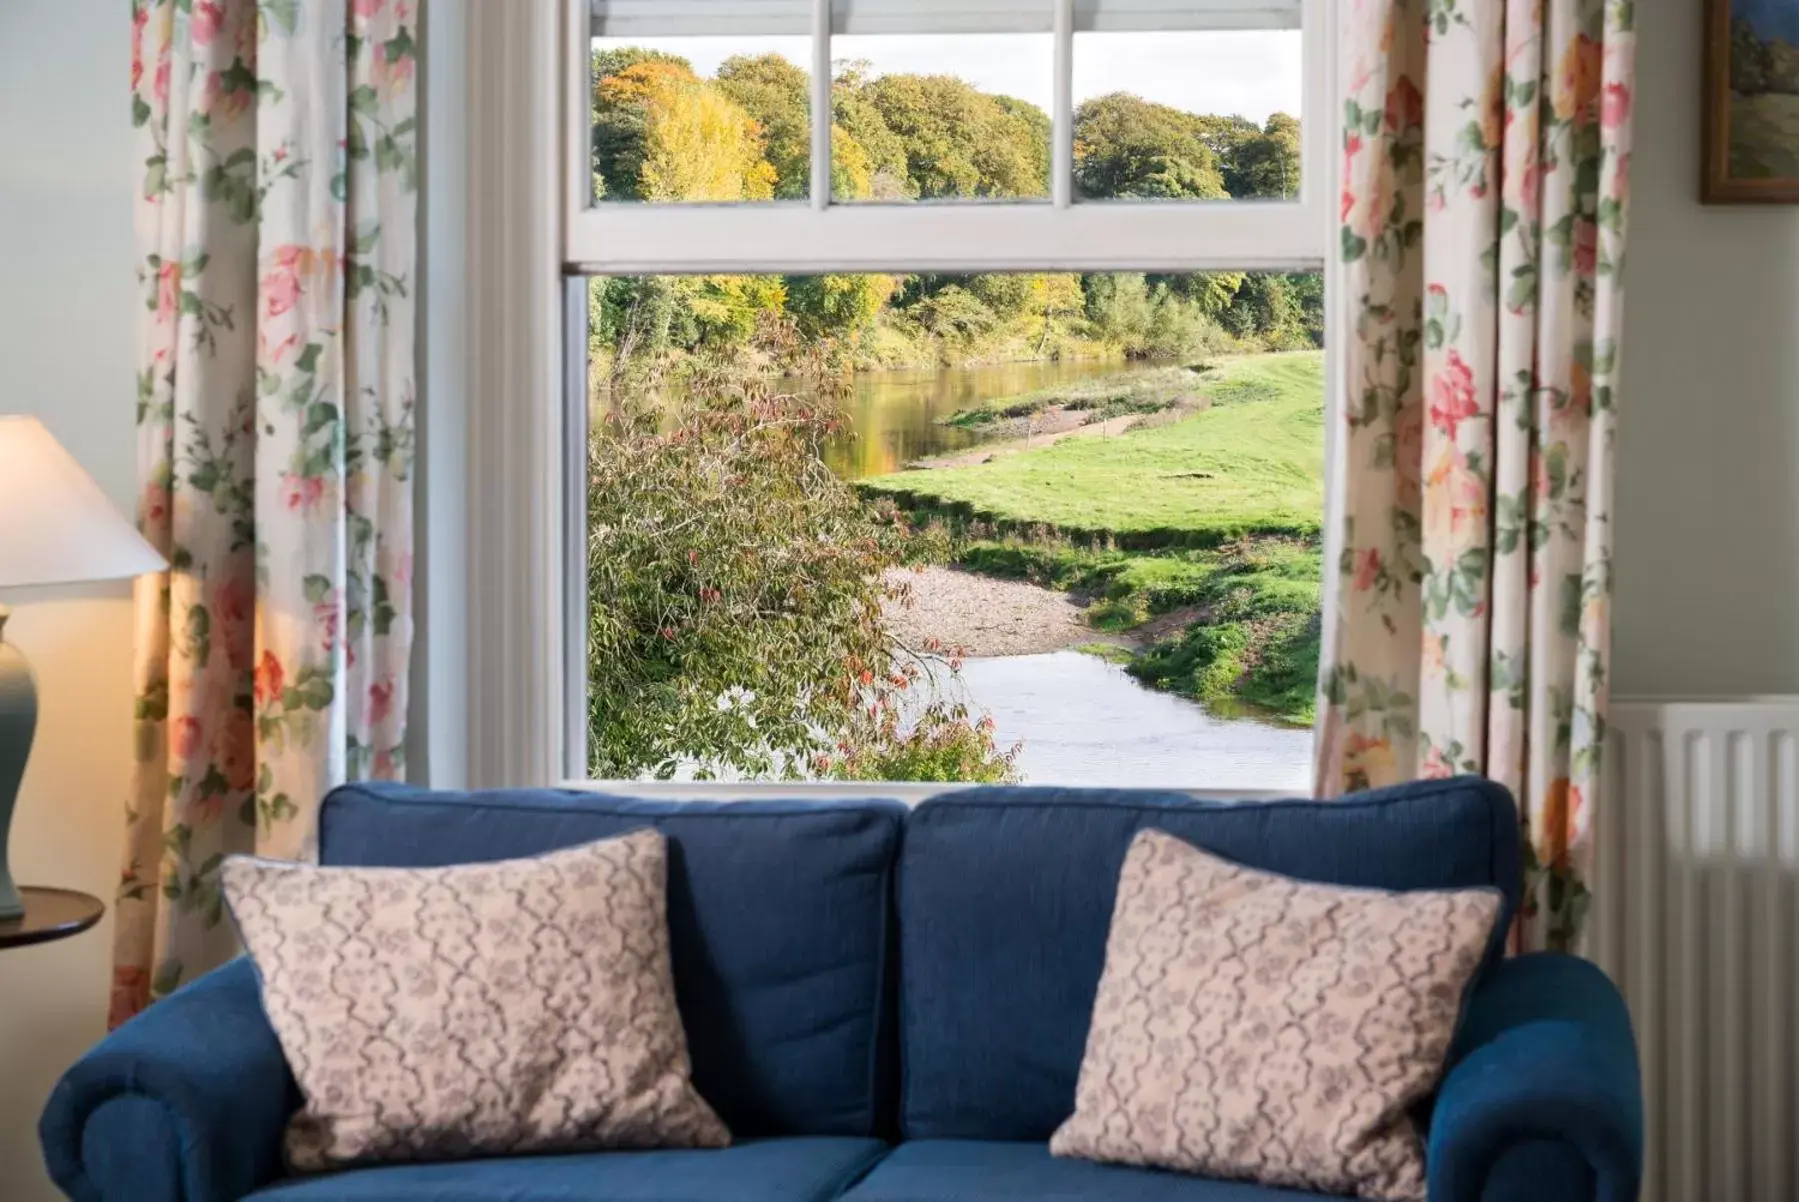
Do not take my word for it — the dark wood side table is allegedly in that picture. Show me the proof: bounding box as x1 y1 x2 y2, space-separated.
0 887 104 950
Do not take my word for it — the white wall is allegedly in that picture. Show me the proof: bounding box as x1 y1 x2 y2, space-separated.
0 3 138 1199
1612 0 1799 696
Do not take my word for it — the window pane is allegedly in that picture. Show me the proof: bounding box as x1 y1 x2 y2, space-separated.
583 270 1321 788
590 35 813 204
1074 31 1302 201
830 35 1053 202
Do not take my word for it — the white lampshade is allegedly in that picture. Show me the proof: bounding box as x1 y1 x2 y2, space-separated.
0 416 167 589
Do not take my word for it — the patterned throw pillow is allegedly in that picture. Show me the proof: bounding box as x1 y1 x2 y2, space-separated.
222 830 730 1171
1050 828 1501 1201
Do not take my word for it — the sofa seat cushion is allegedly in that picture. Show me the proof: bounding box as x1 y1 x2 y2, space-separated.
245 1137 891 1202
836 1141 1341 1202
898 780 1520 1141
317 785 906 1138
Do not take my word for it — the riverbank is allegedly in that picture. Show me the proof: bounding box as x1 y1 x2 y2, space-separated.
863 353 1325 547
863 352 1326 727
881 566 1114 657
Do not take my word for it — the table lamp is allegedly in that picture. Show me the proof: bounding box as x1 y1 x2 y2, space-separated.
0 417 165 920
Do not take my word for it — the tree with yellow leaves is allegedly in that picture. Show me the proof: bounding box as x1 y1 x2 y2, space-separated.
595 59 777 203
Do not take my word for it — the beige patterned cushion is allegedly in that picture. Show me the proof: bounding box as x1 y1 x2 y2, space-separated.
221 830 730 1171
1050 828 1501 1201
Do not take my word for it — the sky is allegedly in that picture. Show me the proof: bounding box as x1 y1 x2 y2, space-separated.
1734 0 1799 45
593 32 1302 124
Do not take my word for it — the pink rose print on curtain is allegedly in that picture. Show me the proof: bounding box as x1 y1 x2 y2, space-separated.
1318 0 1635 953
111 0 418 1026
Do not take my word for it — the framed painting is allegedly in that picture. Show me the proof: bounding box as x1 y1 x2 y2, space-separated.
1706 0 1799 202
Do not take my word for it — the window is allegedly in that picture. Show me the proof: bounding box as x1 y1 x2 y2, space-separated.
564 0 1334 790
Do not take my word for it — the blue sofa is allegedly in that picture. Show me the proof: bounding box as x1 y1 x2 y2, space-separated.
40 778 1643 1202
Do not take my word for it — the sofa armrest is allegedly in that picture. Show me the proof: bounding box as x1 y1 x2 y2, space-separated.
39 958 296 1202
1427 953 1643 1202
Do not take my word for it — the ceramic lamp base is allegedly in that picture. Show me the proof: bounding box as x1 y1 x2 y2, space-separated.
0 607 36 922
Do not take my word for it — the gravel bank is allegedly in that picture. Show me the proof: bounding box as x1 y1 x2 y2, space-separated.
883 565 1115 658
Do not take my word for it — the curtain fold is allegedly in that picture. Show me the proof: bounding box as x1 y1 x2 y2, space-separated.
112 0 418 1026
1317 0 1634 952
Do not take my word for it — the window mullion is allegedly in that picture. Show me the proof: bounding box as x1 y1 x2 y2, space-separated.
1300 0 1329 209
1052 0 1073 209
811 0 833 209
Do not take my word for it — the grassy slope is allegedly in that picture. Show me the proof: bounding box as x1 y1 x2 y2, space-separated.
864 353 1325 547
865 352 1326 725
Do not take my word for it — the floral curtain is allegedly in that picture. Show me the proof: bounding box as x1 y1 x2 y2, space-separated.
112 0 418 1026
1317 0 1634 951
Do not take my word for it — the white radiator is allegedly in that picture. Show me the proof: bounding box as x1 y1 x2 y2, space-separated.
1590 699 1799 1202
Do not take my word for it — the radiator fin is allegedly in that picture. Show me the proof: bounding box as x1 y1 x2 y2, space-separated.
1595 703 1799 1202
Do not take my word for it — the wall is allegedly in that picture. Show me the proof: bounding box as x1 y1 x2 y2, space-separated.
1612 0 1799 696
0 3 138 1199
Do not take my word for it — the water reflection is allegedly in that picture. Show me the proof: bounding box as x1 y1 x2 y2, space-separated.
958 652 1314 791
811 358 1139 479
591 358 1159 481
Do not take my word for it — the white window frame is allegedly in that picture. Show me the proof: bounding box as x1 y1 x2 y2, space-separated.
456 0 1340 795
563 0 1332 274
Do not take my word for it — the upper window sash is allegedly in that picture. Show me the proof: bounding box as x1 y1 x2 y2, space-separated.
563 0 1331 275
587 0 1301 35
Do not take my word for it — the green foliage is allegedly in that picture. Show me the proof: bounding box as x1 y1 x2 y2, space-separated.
951 534 1321 727
857 73 1048 199
1073 93 1228 200
715 53 812 199
1219 273 1321 350
1185 112 1302 200
827 700 1018 782
786 273 896 339
1127 541 1321 726
585 373 1012 780
1082 273 1234 360
588 48 1315 369
1236 113 1302 199
832 61 914 199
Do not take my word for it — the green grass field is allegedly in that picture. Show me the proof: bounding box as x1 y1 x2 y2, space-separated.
864 352 1326 726
864 353 1325 548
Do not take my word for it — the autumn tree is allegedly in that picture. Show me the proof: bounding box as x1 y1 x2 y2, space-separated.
591 48 693 200
716 53 812 199
585 373 1011 781
594 59 777 202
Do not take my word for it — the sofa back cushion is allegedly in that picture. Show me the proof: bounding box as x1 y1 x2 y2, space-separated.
895 778 1521 1141
318 784 905 1139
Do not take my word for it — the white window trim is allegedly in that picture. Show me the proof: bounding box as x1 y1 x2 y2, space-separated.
464 0 567 789
458 0 1342 790
564 0 1332 274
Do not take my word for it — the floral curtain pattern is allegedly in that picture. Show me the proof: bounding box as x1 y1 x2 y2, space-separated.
1317 0 1634 951
113 0 417 1026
